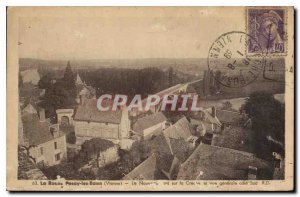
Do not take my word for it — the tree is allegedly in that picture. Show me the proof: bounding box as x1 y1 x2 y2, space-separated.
63 61 76 89
39 80 77 122
240 91 285 158
19 145 37 164
214 70 221 90
38 74 52 89
38 62 77 121
81 138 116 168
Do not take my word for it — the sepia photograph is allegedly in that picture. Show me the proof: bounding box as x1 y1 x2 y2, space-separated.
6 6 294 191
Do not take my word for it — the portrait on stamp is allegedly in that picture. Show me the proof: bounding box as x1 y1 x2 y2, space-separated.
247 8 286 54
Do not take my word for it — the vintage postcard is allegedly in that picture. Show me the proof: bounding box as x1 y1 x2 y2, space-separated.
7 7 294 191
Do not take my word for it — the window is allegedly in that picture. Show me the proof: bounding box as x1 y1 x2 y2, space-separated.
54 141 58 149
55 153 61 161
39 147 43 156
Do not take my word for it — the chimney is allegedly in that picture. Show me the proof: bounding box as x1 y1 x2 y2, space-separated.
50 124 59 138
39 108 45 122
248 166 257 180
212 106 216 118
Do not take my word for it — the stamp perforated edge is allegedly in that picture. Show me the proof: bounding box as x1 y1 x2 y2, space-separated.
245 6 288 57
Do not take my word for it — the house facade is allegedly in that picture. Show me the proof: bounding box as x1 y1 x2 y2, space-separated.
22 111 67 167
29 131 67 167
73 99 131 145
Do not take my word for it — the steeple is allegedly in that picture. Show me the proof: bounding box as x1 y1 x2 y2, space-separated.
76 73 84 85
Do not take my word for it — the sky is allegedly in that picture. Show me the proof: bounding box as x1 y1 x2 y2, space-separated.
18 7 244 60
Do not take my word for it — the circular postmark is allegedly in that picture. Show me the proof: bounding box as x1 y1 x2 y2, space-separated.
208 31 264 88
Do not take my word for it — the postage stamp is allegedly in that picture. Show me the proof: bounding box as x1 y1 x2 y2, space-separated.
246 7 287 56
208 31 264 88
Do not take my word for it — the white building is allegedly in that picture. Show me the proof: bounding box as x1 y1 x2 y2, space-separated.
22 111 67 167
73 99 131 145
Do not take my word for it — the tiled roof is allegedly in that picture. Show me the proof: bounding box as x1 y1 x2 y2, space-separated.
163 116 192 141
151 132 193 163
177 144 272 180
22 114 65 146
169 138 192 162
212 125 254 153
133 112 167 133
155 152 174 173
125 130 194 180
122 154 168 180
18 147 47 180
150 134 172 155
74 99 122 124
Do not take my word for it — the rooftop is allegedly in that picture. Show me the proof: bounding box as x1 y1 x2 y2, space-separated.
122 154 168 180
212 125 254 153
177 144 272 180
163 116 193 141
22 113 65 146
150 132 193 163
133 112 167 133
74 99 122 124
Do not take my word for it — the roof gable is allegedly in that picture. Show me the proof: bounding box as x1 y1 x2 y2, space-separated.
76 74 84 85
22 103 38 114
